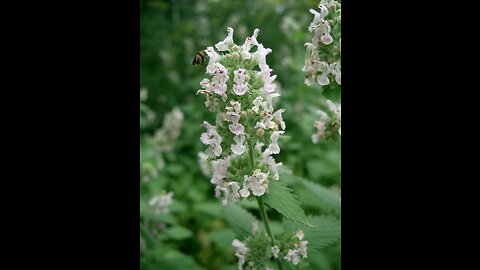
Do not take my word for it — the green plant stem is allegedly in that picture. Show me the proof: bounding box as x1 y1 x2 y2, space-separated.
257 196 284 270
249 142 284 270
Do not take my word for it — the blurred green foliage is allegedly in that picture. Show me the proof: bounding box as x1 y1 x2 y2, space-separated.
140 0 340 269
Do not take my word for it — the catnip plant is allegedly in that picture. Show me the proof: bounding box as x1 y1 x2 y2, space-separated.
303 0 342 143
194 27 336 270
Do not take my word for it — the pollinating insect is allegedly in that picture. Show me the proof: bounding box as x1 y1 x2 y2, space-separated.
192 50 208 65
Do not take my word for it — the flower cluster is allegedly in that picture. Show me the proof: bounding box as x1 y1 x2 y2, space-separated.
232 231 272 270
196 27 286 205
152 107 184 153
312 99 341 143
282 230 309 265
303 0 341 87
148 191 174 215
231 228 309 269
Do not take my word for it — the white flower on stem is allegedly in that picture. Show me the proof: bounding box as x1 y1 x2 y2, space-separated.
215 27 234 51
234 68 247 84
229 181 241 202
201 121 223 157
318 4 329 18
312 110 328 144
233 84 248 95
264 131 284 157
261 155 282 181
215 185 230 206
330 61 341 85
226 101 242 114
271 245 280 259
148 192 174 215
298 241 309 258
252 43 272 71
273 108 286 130
239 178 250 198
241 169 269 196
232 239 248 270
320 21 333 45
241 29 260 59
231 134 246 155
211 157 229 185
284 249 301 265
205 46 221 74
252 96 265 114
296 229 305 240
227 116 245 136
316 61 331 86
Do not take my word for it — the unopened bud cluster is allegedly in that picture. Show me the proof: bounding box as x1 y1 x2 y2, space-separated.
197 27 286 205
303 0 341 87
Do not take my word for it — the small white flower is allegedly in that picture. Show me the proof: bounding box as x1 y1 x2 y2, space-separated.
201 121 223 157
298 240 309 258
262 155 282 181
233 84 248 95
273 108 286 130
264 131 284 157
252 43 272 71
229 181 241 202
284 249 300 265
205 46 221 74
232 239 248 270
245 169 269 196
231 134 246 155
215 27 234 51
252 96 264 113
330 61 341 85
229 122 245 135
240 29 260 59
148 192 174 215
234 68 247 84
211 157 229 185
296 229 304 240
320 21 333 45
271 245 280 259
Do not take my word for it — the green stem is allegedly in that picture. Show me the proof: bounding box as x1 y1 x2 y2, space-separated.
249 143 284 270
257 196 284 270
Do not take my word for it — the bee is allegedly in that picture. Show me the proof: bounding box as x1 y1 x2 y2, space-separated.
192 50 208 65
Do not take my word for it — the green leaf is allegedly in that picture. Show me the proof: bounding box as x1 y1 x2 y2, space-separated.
142 247 206 270
283 215 340 251
207 228 236 248
164 226 193 240
300 178 341 214
223 203 257 239
263 180 308 225
194 202 224 218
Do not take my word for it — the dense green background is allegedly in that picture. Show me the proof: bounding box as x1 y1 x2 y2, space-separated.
140 0 340 269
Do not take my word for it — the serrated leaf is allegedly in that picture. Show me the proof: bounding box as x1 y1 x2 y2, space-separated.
223 203 257 239
300 179 341 214
263 180 308 225
283 215 340 251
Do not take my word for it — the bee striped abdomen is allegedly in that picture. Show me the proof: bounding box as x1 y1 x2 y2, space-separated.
192 50 207 65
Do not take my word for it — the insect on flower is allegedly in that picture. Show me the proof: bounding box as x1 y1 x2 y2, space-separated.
192 50 208 65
